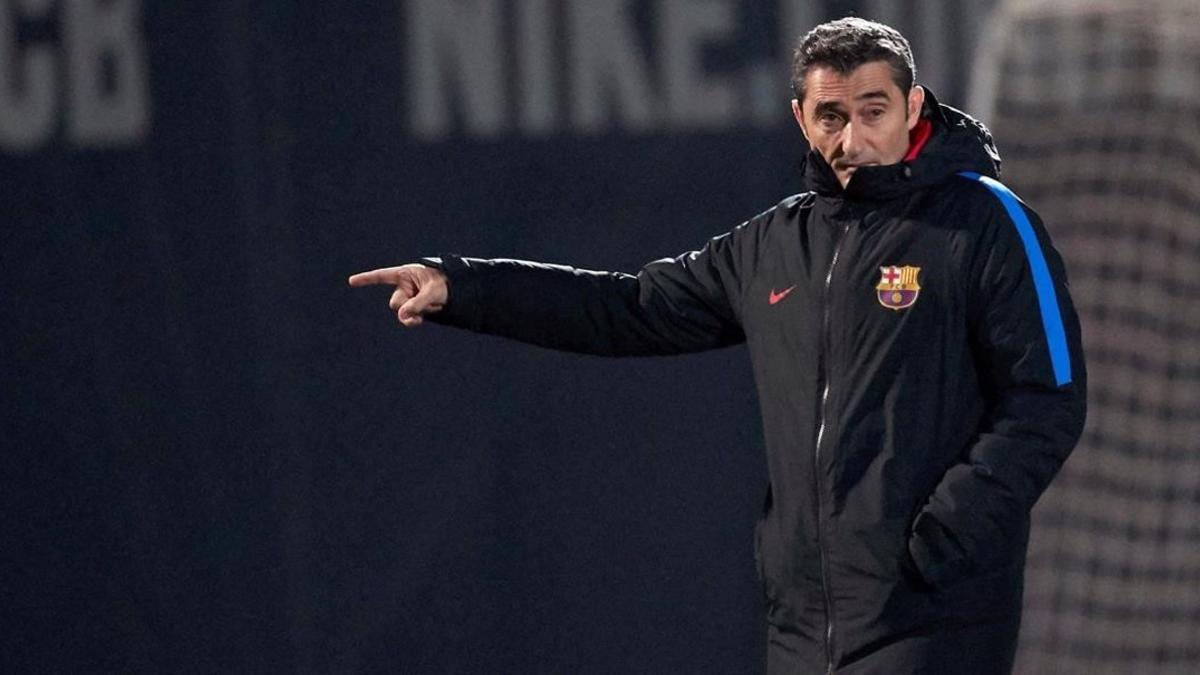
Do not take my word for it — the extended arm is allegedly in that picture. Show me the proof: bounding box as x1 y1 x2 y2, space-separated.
351 219 762 357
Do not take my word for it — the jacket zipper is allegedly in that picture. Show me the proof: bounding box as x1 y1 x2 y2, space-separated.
814 220 850 675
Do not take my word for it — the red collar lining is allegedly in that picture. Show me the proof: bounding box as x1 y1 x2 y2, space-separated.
903 118 933 162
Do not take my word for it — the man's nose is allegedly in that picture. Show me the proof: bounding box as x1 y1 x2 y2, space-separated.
841 122 863 158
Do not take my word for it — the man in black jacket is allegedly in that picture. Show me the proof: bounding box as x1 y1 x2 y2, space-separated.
350 17 1086 675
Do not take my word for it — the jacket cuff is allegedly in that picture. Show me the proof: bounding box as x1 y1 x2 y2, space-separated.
418 254 482 330
907 512 972 589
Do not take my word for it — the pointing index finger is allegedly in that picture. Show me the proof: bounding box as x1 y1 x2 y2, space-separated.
347 267 402 287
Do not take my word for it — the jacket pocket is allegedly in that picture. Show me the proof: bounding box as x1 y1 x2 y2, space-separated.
753 485 779 607
906 511 973 590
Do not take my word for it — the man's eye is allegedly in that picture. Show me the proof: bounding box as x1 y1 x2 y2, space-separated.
866 108 886 119
819 113 843 125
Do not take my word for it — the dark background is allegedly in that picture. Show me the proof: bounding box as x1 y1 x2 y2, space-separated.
3 1 1006 673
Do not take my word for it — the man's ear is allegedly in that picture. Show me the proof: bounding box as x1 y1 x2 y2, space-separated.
906 85 926 131
792 99 811 143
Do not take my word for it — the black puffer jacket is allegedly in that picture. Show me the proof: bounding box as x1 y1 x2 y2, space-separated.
422 91 1086 674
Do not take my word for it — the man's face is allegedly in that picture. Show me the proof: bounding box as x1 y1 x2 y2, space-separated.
792 60 925 188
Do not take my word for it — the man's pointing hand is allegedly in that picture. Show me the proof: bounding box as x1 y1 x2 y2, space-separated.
348 264 449 327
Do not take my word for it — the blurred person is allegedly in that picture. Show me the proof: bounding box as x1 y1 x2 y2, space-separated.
350 17 1086 675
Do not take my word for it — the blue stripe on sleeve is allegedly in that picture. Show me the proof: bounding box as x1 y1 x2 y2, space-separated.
958 171 1073 386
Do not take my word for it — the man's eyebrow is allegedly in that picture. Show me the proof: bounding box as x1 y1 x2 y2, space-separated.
856 90 892 102
814 100 846 115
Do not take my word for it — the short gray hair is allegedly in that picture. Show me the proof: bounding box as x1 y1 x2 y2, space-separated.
791 17 916 102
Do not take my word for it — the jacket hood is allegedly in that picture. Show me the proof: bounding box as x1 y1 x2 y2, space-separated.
800 88 1002 201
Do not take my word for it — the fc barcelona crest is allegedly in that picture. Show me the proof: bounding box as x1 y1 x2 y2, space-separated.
876 265 921 310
